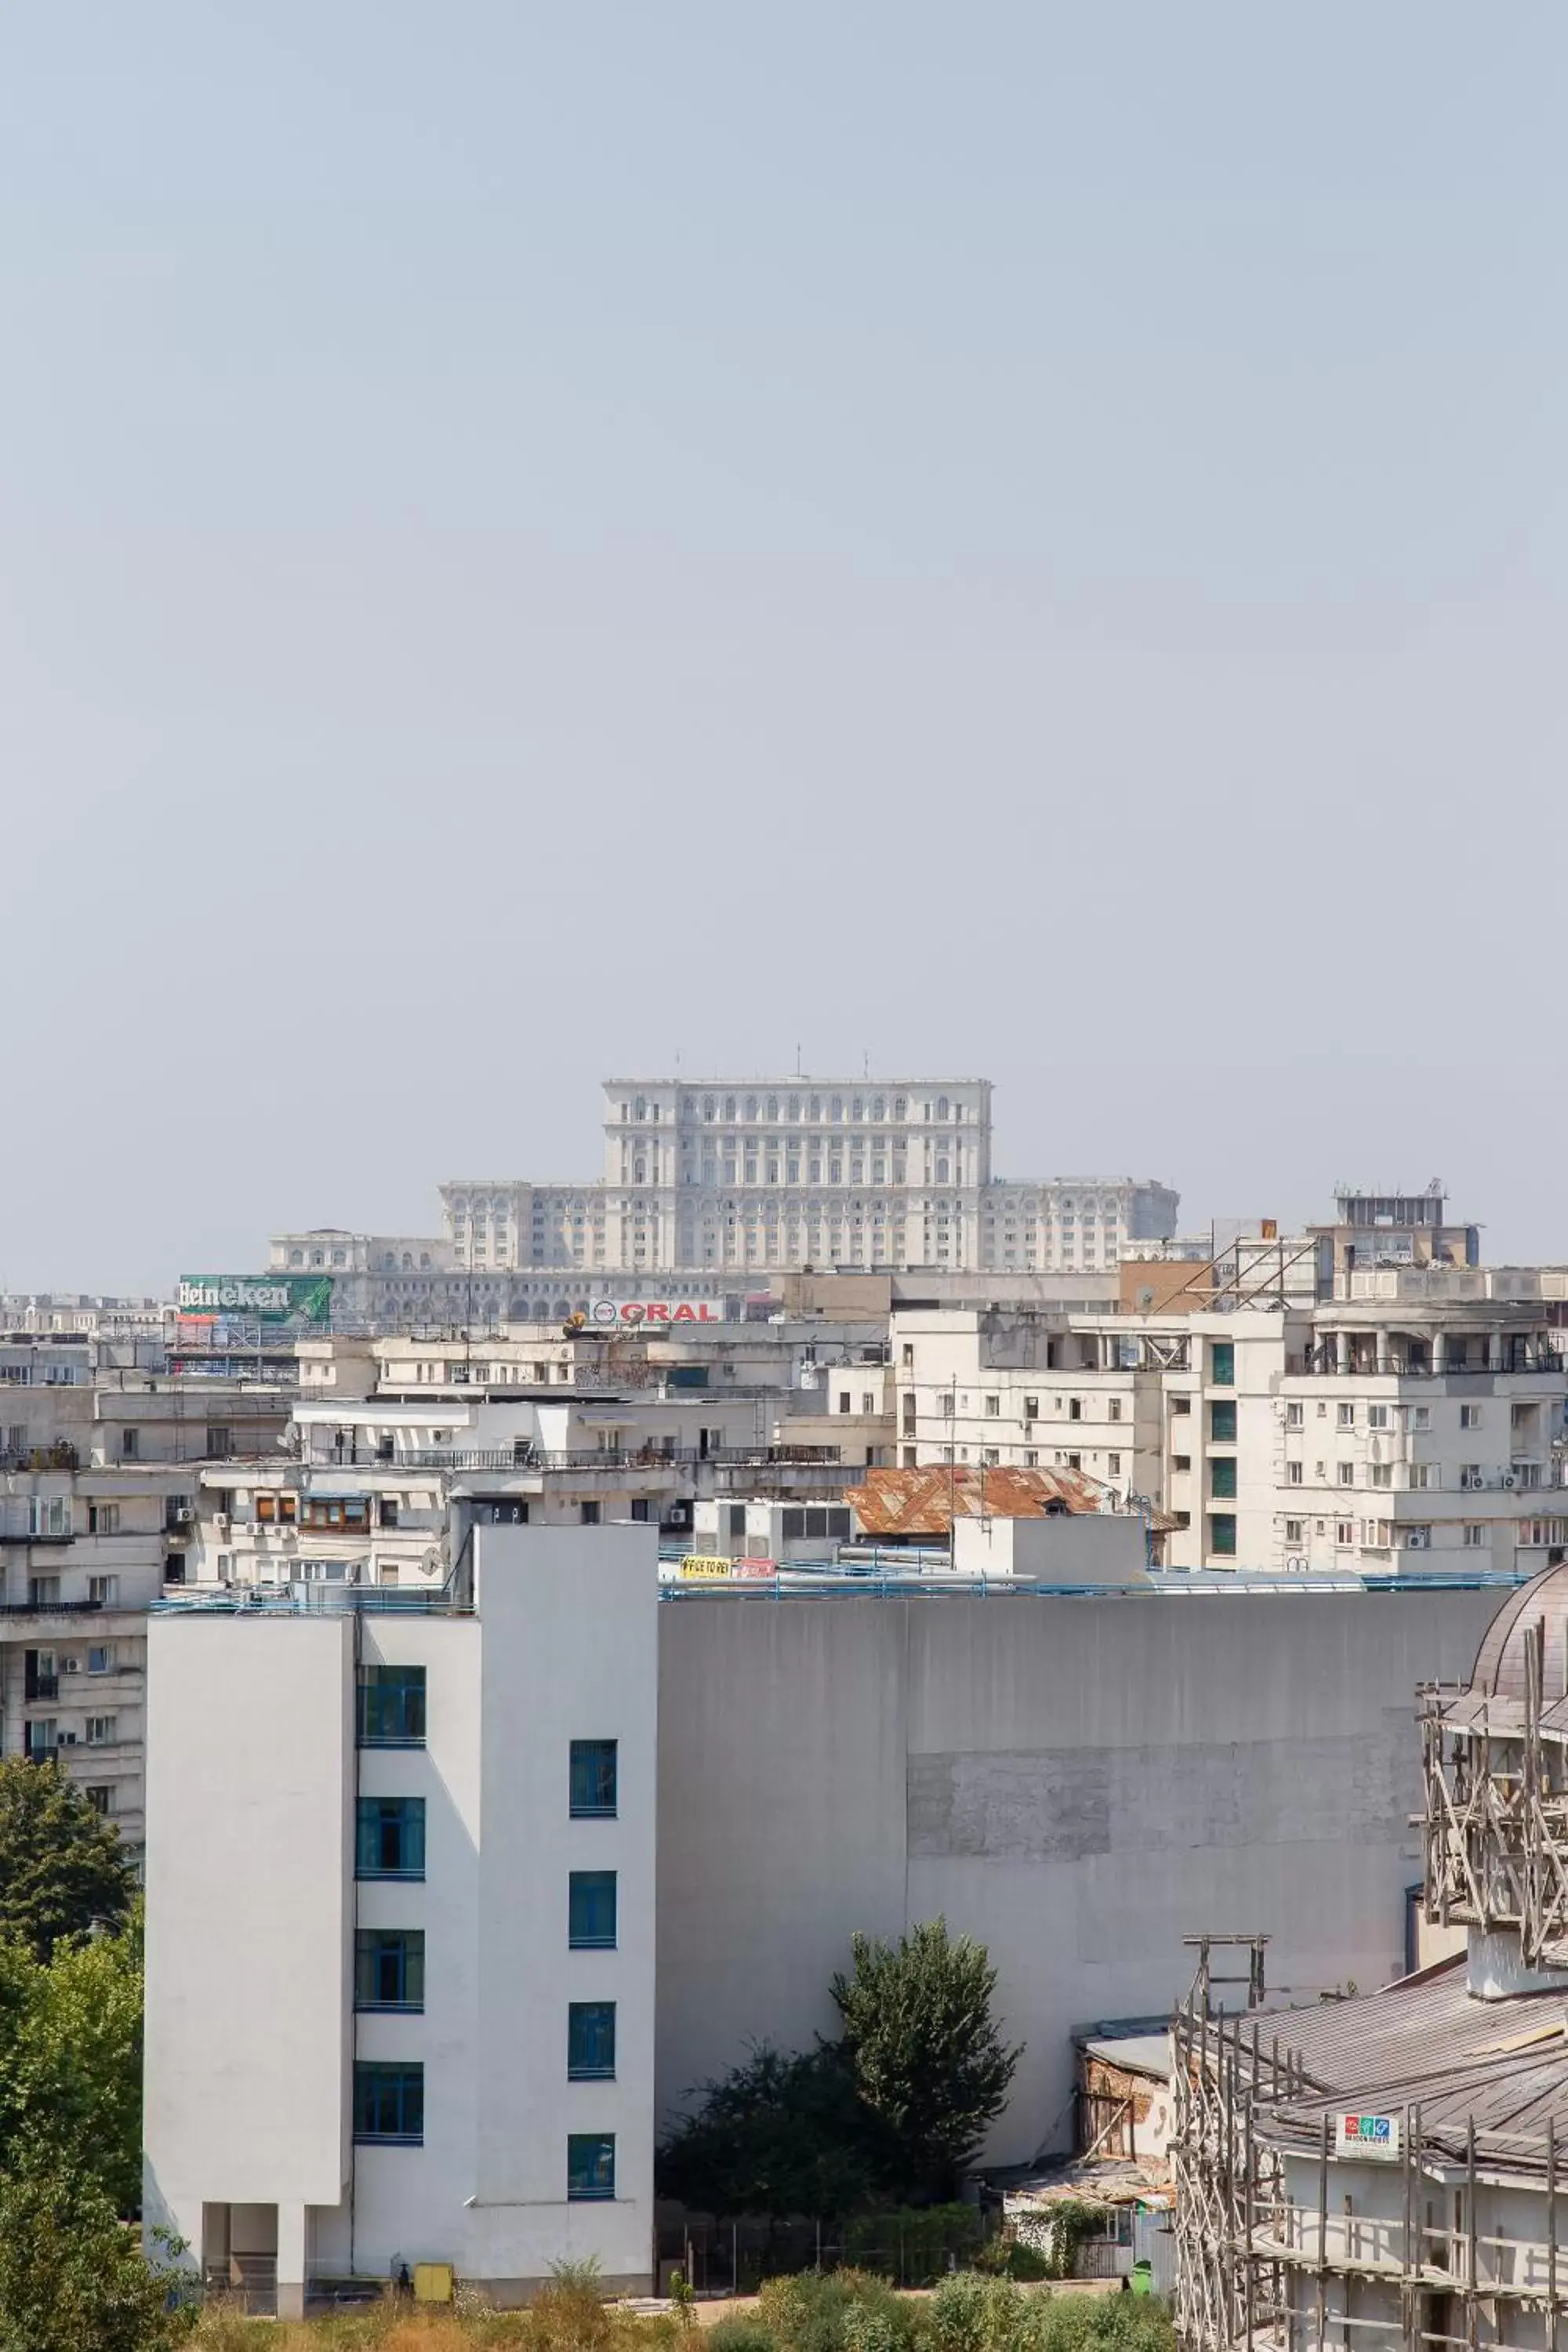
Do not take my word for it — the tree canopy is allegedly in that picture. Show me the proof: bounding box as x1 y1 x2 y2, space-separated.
0 1904 144 2212
660 1918 1024 2215
0 2161 191 2352
832 1920 1022 2198
0 1757 136 1962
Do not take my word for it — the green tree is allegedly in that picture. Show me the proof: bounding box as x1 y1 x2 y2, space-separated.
832 1920 1022 2199
658 2042 882 2219
0 1905 144 2210
0 1757 135 1962
0 2161 193 2352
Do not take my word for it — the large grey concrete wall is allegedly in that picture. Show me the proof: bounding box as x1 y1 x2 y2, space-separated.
655 1587 1497 2162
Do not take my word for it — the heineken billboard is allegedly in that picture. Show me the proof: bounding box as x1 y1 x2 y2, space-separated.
176 1275 335 1327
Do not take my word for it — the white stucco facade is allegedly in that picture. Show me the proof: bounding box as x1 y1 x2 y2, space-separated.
143 1526 659 2311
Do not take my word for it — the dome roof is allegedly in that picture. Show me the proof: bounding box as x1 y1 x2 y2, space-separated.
1470 1562 1568 1700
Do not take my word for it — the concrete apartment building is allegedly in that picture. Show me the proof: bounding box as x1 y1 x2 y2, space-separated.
144 1526 656 2314
184 1317 895 1592
0 1330 289 1841
143 1528 1501 2310
893 1273 1568 1573
433 1076 1178 1287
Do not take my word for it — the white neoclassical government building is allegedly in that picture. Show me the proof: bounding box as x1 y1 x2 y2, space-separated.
436 1074 1178 1283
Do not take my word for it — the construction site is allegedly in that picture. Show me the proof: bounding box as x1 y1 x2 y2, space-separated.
1172 1562 1568 2352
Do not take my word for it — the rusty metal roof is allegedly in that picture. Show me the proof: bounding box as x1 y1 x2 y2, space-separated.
844 1464 1111 1537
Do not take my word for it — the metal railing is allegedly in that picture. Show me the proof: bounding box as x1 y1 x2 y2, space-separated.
325 1444 844 1475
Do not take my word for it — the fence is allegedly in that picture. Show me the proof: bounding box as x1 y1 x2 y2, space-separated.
658 2209 982 2296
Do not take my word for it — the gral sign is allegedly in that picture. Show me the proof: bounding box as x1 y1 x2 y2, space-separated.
176 1276 335 1327
588 1299 724 1327
1336 2113 1399 2161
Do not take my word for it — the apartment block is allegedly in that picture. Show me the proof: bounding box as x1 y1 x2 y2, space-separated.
892 1281 1568 1574
143 1525 658 2314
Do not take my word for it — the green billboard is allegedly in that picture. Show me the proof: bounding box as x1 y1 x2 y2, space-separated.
176 1276 335 1326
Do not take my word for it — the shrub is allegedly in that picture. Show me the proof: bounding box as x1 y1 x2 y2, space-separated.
927 2273 1042 2352
974 2236 1051 2284
707 2318 781 2352
1036 2294 1174 2352
758 2270 917 2352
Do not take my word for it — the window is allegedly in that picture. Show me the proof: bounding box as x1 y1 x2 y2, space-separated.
86 1786 113 1817
568 2002 617 2081
983 1395 1000 1417
1286 1461 1303 1486
28 1577 60 1607
570 1740 618 1819
85 1715 117 1744
901 1345 914 1369
1210 1342 1235 1387
120 1428 139 1460
354 2063 423 2145
568 2134 615 2201
355 1929 424 2012
861 1392 875 1415
1370 1464 1392 1488
204 1425 233 1461
1171 1396 1192 1417
580 1501 601 1527
1461 1404 1483 1430
357 1664 426 1748
1210 1458 1237 1500
1023 1396 1039 1422
1108 1399 1123 1422
1069 1399 1083 1422
1285 1403 1304 1430
1336 1522 1356 1548
87 1502 120 1535
1174 1510 1192 1530
1174 1454 1192 1474
1410 1406 1432 1432
255 1492 298 1525
356 1797 425 1880
1410 1465 1439 1491
29 1497 70 1537
89 1575 118 1606
1338 1403 1355 1429
1210 1401 1237 1444
1338 1463 1356 1487
1107 1453 1122 1477
1209 1514 1237 1558
1284 1519 1305 1546
88 1646 111 1674
1367 1406 1389 1431
378 1498 399 1530
569 1870 616 1949
839 1392 851 1414
1463 1523 1486 1549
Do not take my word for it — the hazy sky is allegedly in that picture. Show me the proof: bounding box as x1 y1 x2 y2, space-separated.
2 4 1563 1291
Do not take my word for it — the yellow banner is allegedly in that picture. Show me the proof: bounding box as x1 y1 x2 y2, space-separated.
678 1555 734 1578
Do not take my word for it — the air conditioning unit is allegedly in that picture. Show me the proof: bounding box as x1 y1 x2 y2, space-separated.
1503 1473 1519 1490
213 1513 230 1534
63 1658 79 1673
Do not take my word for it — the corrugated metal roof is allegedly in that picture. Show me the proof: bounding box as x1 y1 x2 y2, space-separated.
1243 1955 1568 2173
845 1465 1112 1537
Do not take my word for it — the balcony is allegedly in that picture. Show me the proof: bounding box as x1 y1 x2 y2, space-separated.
24 1671 59 1701
0 1443 80 1472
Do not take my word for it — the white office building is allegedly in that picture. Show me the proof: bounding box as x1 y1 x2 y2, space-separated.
143 1525 658 2314
439 1076 1178 1280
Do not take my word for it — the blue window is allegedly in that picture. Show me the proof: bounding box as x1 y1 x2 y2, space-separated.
1210 1341 1236 1388
568 2002 616 2081
570 1739 618 1819
354 2062 423 2145
1210 1400 1237 1444
568 2132 615 2201
568 1870 616 1949
358 1664 426 1748
356 1796 425 1880
355 1929 424 2012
